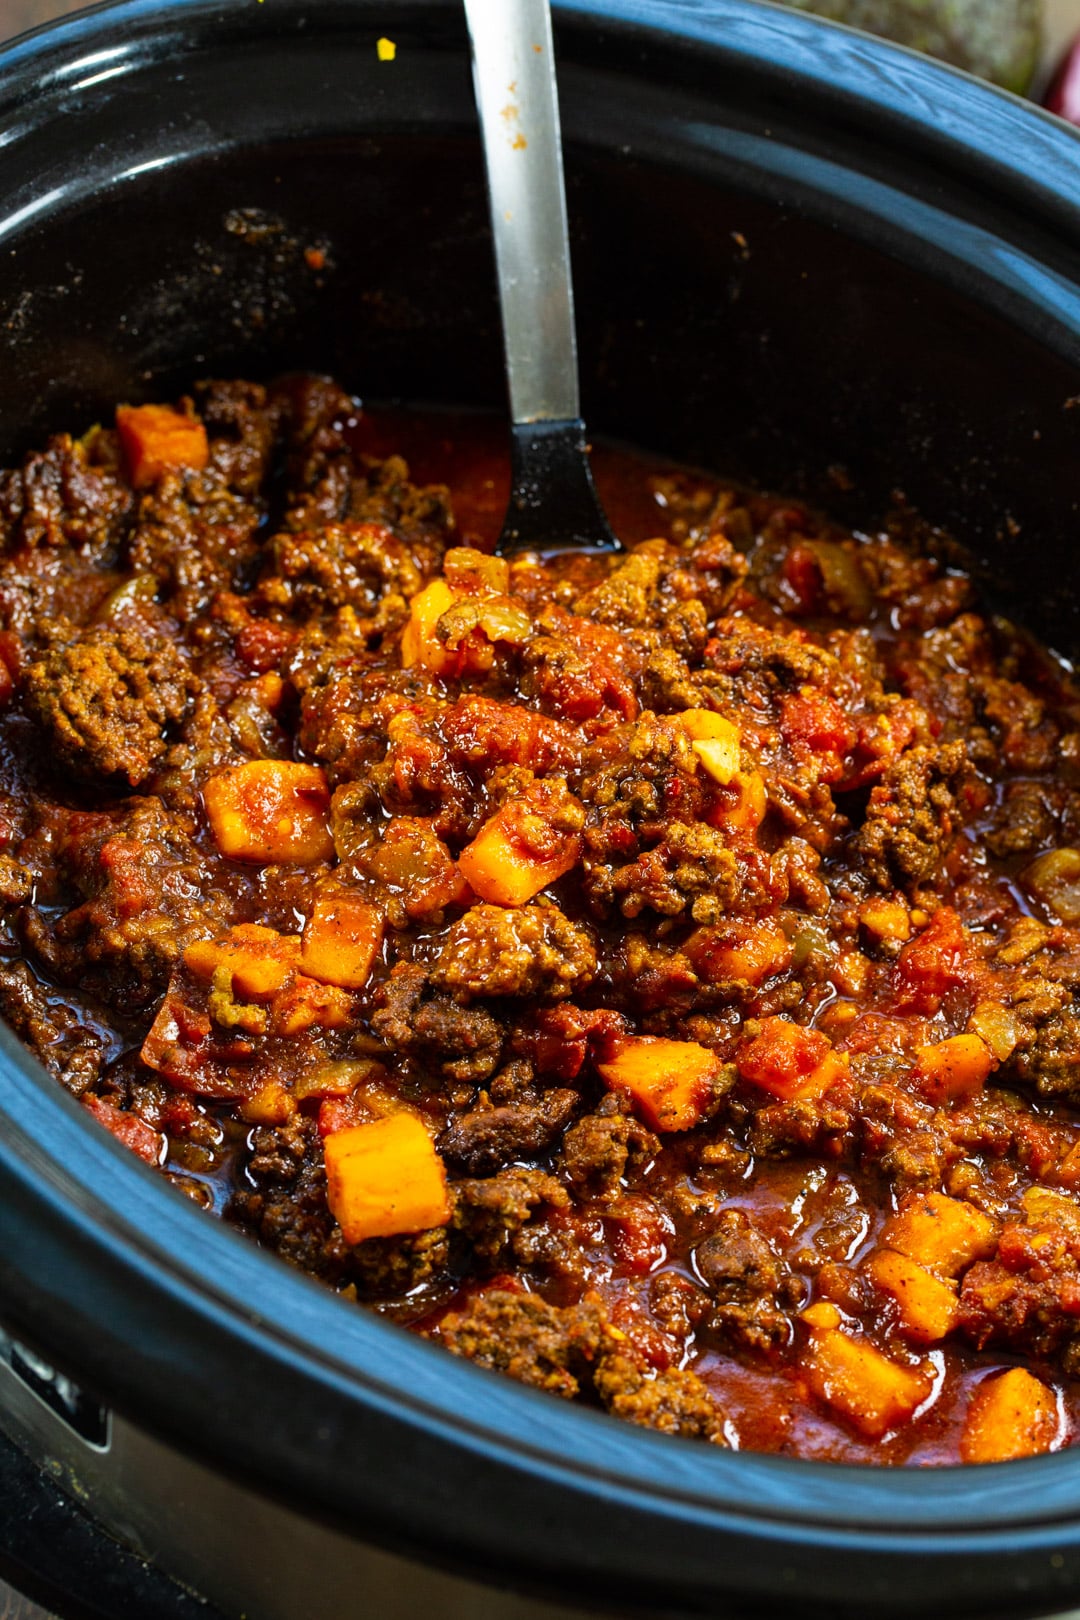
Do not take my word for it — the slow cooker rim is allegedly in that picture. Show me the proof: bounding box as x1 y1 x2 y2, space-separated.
1 0 1080 1597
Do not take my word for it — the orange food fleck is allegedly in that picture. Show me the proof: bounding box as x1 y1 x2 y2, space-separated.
597 1035 720 1132
116 403 209 488
202 761 333 864
324 1113 451 1244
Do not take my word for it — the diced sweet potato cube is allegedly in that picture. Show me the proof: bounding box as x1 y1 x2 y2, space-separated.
678 709 741 784
736 1017 848 1101
1022 1185 1080 1239
597 1035 721 1132
881 1191 998 1279
324 1113 451 1244
400 578 457 673
301 891 384 989
458 793 582 907
961 1368 1060 1464
116 403 209 489
685 918 792 986
184 924 300 999
802 1311 934 1439
271 975 353 1036
914 1032 996 1105
867 1249 959 1343
858 897 911 946
203 760 333 863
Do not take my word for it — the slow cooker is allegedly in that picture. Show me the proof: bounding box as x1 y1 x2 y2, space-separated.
6 0 1080 1614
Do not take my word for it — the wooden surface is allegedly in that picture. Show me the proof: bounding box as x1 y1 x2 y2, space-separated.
0 1 1079 1619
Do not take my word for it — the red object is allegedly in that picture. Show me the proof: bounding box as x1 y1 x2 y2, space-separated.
1045 34 1080 126
83 1094 164 1166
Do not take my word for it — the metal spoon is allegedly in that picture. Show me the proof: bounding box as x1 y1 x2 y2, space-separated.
463 0 621 555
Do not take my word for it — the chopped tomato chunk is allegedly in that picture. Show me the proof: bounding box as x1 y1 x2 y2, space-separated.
737 1017 847 1101
82 1094 164 1166
892 907 969 1014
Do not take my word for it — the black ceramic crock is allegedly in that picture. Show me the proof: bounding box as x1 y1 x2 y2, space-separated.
4 2 1080 1616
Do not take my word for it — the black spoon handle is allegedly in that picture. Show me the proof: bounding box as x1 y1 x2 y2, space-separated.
504 418 621 554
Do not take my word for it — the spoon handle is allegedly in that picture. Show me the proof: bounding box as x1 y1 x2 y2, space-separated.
463 0 580 425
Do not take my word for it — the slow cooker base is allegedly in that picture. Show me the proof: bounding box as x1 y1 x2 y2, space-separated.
0 1336 618 1620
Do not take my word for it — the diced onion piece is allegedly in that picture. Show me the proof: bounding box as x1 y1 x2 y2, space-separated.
239 1080 296 1127
881 1191 998 1279
968 1000 1021 1063
802 1307 933 1439
867 1249 959 1343
597 1034 720 1132
116 403 209 488
203 761 333 864
1024 846 1080 923
1021 1185 1080 1239
678 709 741 784
324 1113 451 1244
914 1032 996 1105
301 891 384 989
961 1368 1059 1464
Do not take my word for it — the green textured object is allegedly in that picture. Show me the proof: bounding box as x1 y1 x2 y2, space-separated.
783 0 1041 92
